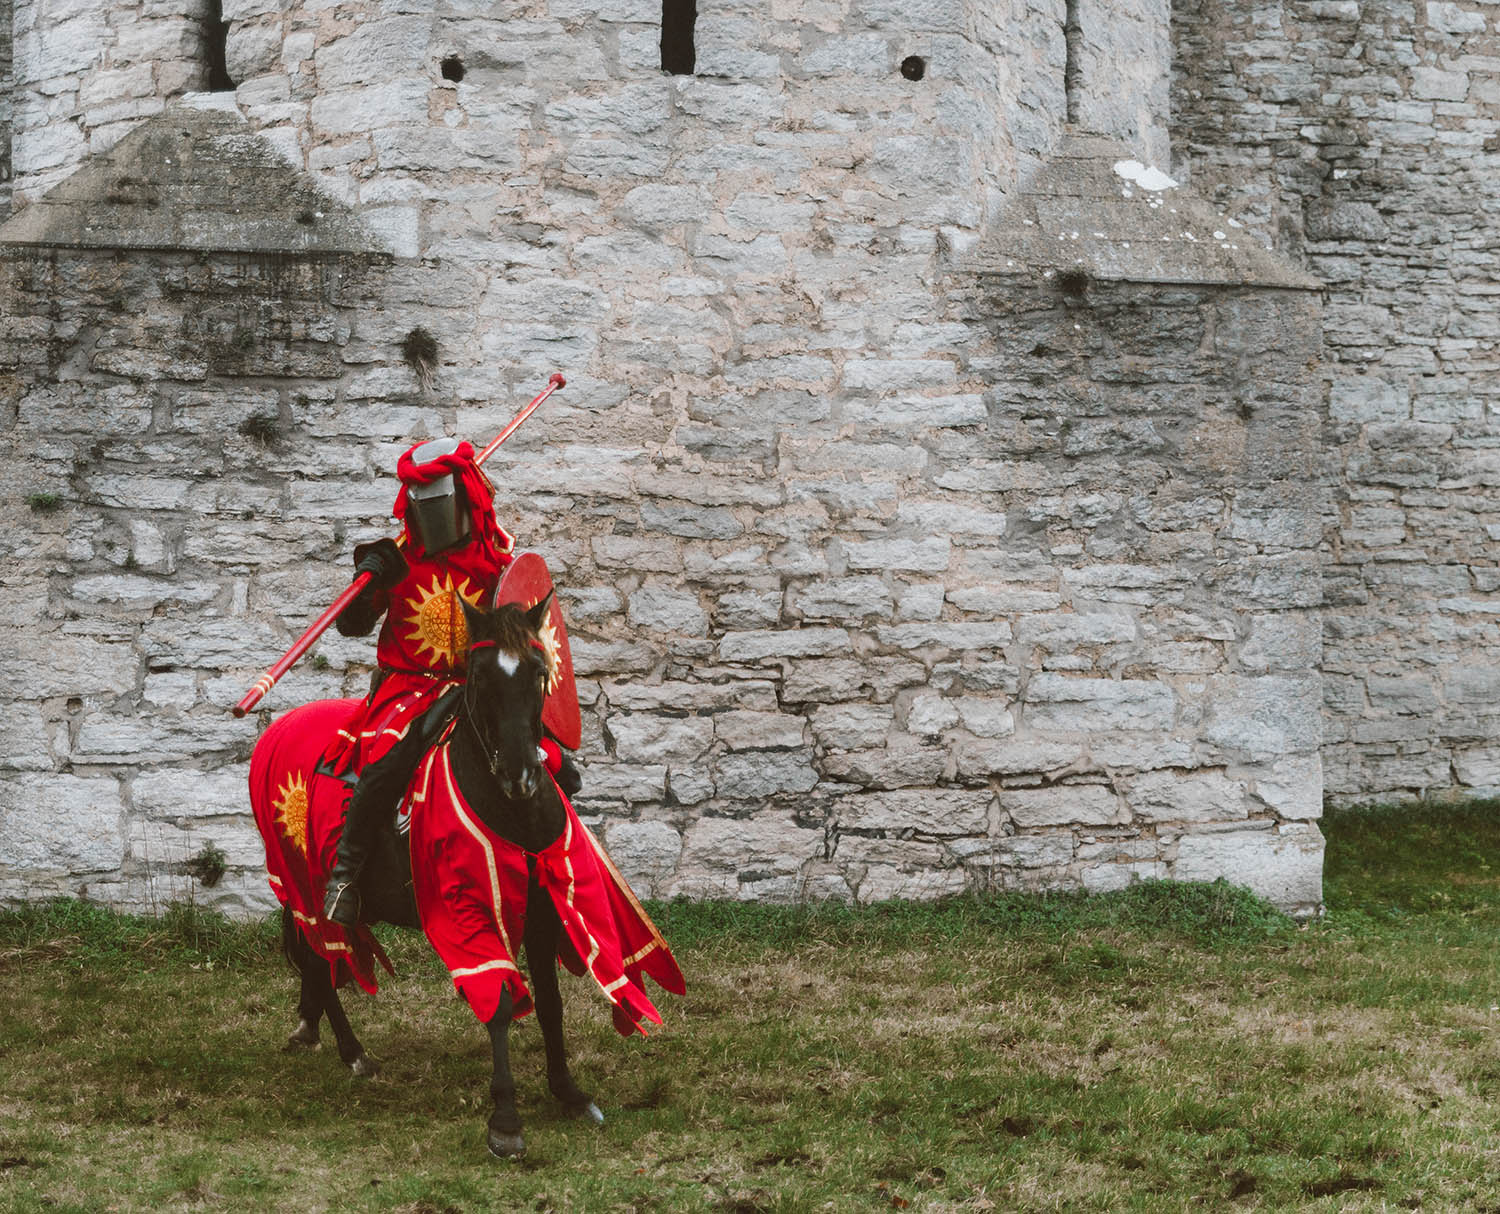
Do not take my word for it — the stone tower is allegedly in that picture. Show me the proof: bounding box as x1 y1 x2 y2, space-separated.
0 0 1340 915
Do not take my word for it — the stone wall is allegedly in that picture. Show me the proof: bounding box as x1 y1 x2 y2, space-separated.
1173 0 1500 804
1 0 12 218
9 0 215 205
1 0 1329 915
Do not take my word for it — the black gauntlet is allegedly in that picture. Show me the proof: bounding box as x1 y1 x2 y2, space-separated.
335 539 409 636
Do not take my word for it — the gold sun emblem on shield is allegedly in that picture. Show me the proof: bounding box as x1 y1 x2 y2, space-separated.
403 573 485 667
272 773 310 857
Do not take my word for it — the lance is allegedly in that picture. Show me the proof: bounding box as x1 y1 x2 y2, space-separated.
232 372 566 718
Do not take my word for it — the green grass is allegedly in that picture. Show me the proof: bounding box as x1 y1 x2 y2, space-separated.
4 804 1500 1211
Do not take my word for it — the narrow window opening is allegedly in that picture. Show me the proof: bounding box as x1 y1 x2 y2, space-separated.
1063 0 1082 124
205 0 235 92
661 0 697 76
440 55 466 83
900 55 926 81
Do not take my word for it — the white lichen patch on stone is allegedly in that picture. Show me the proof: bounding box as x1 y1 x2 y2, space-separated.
1112 159 1179 192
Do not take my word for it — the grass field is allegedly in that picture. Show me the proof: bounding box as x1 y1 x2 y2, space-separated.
4 803 1500 1211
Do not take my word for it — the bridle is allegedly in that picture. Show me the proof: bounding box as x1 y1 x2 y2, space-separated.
463 637 546 779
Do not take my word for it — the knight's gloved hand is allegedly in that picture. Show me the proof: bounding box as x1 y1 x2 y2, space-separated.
557 753 582 798
353 538 408 590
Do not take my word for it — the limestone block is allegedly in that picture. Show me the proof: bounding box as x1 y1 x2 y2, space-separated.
715 710 807 751
1201 676 1322 760
591 536 684 573
1001 785 1124 828
907 693 960 736
1253 753 1323 819
606 680 780 713
695 18 783 78
668 769 716 805
1239 613 1321 673
545 82 674 137
1 635 138 698
897 584 945 621
1127 769 1248 823
311 81 431 135
640 502 744 541
955 699 1015 738
667 813 822 900
129 818 265 871
609 714 715 765
627 587 709 635
720 627 852 662
842 359 958 391
725 192 818 232
894 501 1008 541
1426 1 1487 34
601 820 683 898
1017 612 1136 651
577 762 667 803
1172 823 1324 915
674 81 786 126
970 833 1076 871
715 591 782 629
131 766 250 819
836 837 969 903
315 19 431 89
1455 747 1500 790
226 21 284 83
1082 861 1167 893
793 577 893 621
70 574 222 608
810 703 896 751
559 587 624 621
800 34 891 77
833 787 991 836
954 739 1080 780
0 773 124 872
715 750 820 798
856 0 967 31
1411 66 1469 101
1025 675 1176 733
0 707 53 772
820 740 946 789
844 538 952 574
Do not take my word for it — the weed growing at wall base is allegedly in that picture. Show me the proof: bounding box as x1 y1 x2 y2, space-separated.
4 806 1500 1209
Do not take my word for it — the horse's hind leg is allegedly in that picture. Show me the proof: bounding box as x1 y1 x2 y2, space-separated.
525 889 603 1124
282 909 322 1049
283 913 378 1077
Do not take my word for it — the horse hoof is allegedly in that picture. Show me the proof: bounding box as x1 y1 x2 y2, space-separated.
350 1053 380 1079
487 1130 526 1159
284 1021 319 1050
572 1101 605 1125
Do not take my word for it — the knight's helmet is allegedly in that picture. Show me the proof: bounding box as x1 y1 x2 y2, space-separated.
405 437 473 554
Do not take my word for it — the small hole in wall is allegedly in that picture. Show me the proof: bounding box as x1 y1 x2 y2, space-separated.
440 55 466 83
900 55 926 81
1057 269 1090 297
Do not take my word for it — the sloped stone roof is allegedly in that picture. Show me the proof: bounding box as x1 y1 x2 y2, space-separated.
0 99 385 258
967 132 1321 290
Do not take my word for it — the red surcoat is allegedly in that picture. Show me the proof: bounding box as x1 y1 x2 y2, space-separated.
405 738 686 1034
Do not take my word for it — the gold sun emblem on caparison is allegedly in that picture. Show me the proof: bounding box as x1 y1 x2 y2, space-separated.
534 605 561 694
272 773 310 856
403 572 485 667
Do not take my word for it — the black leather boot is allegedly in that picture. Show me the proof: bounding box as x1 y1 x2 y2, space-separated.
323 788 375 928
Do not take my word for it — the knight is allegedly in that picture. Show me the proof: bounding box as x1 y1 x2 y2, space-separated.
320 436 577 927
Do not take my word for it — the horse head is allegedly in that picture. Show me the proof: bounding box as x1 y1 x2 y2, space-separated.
458 593 555 802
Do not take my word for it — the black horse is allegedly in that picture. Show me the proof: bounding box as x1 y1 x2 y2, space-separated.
253 596 634 1157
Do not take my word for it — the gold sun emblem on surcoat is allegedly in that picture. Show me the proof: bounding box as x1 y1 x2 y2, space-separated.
403 572 485 668
272 773 310 857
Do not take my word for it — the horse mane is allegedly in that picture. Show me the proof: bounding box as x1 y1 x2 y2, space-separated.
473 602 540 659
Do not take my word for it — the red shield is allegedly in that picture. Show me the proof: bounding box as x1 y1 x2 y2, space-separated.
493 554 582 750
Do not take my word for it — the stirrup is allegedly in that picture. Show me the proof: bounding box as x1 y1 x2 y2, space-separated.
324 881 362 928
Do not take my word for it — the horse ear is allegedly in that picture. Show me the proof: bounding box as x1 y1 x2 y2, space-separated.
459 594 488 641
525 590 554 633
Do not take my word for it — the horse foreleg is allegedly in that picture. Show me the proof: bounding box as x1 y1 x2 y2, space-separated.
486 989 525 1158
524 890 603 1124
